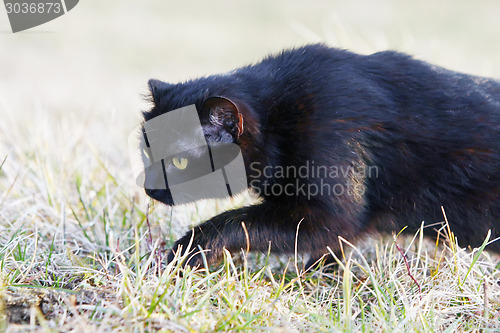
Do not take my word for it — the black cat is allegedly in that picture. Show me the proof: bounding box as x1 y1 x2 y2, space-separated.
142 44 500 269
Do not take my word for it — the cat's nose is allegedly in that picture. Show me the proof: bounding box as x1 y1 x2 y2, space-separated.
145 188 163 200
145 188 175 205
144 188 167 200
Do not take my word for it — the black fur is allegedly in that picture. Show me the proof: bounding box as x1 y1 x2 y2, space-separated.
143 44 500 268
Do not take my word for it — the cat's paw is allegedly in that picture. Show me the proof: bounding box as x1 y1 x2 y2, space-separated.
166 246 206 269
166 230 213 269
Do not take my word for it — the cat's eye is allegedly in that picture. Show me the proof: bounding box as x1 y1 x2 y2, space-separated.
172 157 189 170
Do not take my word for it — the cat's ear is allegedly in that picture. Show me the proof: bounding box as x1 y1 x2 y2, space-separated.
202 97 245 137
148 79 174 105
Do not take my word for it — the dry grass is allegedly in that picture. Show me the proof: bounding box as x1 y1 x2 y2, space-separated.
1 0 500 331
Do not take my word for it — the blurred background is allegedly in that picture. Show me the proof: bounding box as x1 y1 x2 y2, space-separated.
2 0 500 148
1 0 499 230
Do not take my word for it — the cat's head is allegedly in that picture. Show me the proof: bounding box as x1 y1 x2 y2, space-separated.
141 79 253 206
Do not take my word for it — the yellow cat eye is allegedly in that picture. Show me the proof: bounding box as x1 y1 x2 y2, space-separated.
172 157 189 170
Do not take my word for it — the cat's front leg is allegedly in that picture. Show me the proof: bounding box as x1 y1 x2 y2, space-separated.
166 202 294 267
166 200 363 268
